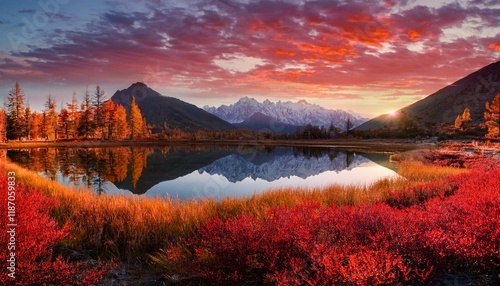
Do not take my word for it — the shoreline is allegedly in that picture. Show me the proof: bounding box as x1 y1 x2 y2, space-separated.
0 138 438 152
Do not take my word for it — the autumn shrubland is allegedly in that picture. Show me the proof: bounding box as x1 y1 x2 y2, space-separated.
1 149 499 284
0 172 109 285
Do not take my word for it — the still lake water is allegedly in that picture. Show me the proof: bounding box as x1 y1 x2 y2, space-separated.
7 145 399 200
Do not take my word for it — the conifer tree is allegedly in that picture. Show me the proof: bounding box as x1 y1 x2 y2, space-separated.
102 100 116 140
44 95 58 140
79 89 94 138
93 85 106 138
485 94 500 138
67 92 79 138
454 115 462 129
129 97 145 140
0 110 6 142
59 108 70 139
40 112 48 140
30 112 41 140
114 104 129 139
6 82 27 140
461 108 471 122
24 106 32 140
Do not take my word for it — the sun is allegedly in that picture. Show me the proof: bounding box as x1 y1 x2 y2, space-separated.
388 110 397 117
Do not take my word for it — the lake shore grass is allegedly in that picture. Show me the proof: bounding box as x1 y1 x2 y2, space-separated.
0 148 464 262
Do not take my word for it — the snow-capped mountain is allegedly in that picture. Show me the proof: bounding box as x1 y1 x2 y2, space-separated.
199 149 369 183
203 97 367 129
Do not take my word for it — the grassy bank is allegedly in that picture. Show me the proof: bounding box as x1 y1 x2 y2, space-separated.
168 167 500 285
0 152 464 263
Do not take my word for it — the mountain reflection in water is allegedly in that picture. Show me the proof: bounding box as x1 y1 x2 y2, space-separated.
6 145 399 200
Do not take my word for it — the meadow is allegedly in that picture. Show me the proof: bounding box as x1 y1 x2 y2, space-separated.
0 148 498 285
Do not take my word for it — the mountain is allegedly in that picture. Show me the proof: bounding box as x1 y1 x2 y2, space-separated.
356 61 500 131
234 112 302 133
111 82 234 130
199 149 370 183
114 147 232 194
204 97 367 129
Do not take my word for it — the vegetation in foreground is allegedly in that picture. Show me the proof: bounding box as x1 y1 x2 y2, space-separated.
165 167 500 285
0 174 110 285
0 149 498 285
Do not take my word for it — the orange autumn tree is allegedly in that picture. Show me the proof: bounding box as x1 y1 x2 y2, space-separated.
455 108 471 130
102 100 116 140
114 104 129 139
129 97 145 140
485 94 500 138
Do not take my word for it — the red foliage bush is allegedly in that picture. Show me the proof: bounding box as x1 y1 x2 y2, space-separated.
0 174 108 285
173 168 500 285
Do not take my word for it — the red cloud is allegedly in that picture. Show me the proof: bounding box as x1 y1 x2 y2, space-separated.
406 29 422 42
489 42 500 50
275 49 296 57
1 0 498 115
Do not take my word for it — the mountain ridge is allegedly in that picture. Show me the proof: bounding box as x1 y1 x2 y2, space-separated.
204 97 367 129
356 61 500 131
111 83 234 131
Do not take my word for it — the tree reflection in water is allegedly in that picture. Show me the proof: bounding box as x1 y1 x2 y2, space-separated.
6 146 396 196
7 147 149 194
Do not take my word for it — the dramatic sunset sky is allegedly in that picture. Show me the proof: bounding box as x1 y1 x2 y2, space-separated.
0 0 499 117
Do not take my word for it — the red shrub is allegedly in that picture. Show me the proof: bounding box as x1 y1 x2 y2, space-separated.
0 174 108 285
172 168 500 285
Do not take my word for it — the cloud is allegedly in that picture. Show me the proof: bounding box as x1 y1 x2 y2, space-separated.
490 42 500 50
0 0 498 114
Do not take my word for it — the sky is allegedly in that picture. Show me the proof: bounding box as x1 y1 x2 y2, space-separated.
0 0 499 117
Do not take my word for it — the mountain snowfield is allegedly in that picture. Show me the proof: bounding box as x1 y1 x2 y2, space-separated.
203 97 367 129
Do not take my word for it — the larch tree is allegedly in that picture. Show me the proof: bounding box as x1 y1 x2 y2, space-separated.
6 82 28 140
462 108 471 122
40 112 48 140
67 92 79 138
30 112 41 140
485 94 500 138
113 104 129 139
454 115 462 129
93 85 106 139
0 109 6 142
102 100 116 140
460 108 471 130
44 95 58 140
24 106 32 140
129 97 145 140
59 108 70 139
79 89 95 138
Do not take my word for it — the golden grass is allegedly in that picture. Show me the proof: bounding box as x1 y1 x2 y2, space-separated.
0 152 466 261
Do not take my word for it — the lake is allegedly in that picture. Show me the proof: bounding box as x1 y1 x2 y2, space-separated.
6 145 400 200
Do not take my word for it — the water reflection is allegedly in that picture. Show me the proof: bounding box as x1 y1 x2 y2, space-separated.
7 145 399 199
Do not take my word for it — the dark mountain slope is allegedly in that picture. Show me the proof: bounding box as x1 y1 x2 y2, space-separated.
111 82 234 130
356 61 500 131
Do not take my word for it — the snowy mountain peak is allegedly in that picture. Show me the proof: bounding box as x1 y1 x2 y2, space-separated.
203 97 368 129
236 96 259 105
